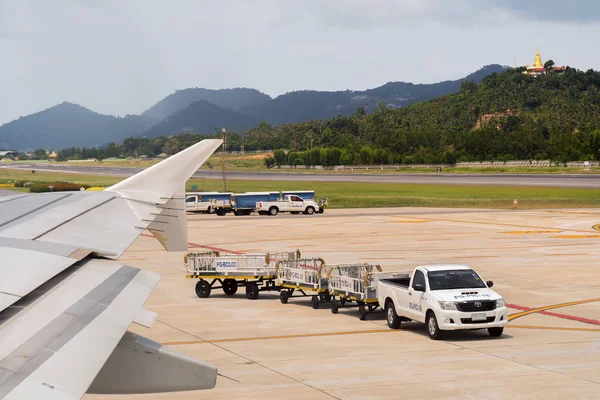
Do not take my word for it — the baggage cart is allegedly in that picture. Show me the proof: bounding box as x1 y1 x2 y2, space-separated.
185 250 298 299
328 265 408 320
277 257 331 309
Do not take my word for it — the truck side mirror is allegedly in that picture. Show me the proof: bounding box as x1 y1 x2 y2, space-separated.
413 283 426 292
486 280 494 288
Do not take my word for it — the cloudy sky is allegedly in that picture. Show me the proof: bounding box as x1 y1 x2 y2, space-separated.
1 0 599 124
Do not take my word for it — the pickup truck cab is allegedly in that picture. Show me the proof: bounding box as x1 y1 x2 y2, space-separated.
377 264 507 340
256 195 323 216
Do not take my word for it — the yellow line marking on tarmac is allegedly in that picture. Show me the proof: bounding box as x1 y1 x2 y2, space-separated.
593 224 600 231
546 253 588 257
551 235 600 239
502 230 563 234
399 215 596 234
509 298 600 321
163 328 396 346
508 325 600 333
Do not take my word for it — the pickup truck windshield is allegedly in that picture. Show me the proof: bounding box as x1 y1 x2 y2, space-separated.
427 269 486 290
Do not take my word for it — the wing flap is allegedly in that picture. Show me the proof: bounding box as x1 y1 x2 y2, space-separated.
0 259 160 399
0 246 78 313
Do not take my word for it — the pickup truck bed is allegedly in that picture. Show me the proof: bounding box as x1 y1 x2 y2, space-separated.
379 277 411 288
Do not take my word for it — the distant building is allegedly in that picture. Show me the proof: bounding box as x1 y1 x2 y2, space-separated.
0 150 18 157
524 49 566 77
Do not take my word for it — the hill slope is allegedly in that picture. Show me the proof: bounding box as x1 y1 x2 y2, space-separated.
138 100 260 138
142 88 271 120
238 64 508 124
0 102 155 150
229 66 600 162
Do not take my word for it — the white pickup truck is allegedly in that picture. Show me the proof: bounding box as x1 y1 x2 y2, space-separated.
256 195 323 216
377 264 507 340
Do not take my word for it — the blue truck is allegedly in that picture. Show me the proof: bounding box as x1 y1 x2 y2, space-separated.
281 190 315 200
211 192 280 216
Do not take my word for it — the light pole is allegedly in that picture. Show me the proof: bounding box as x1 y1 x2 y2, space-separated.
221 128 227 192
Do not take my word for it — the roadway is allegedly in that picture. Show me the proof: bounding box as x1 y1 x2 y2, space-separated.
2 163 600 187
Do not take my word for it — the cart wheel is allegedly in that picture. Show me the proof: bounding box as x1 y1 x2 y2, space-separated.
331 299 339 314
246 282 259 300
222 279 238 296
311 295 320 309
280 291 289 304
358 304 367 320
195 280 211 298
340 297 347 306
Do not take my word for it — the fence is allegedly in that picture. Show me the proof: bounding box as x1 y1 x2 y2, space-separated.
273 160 599 170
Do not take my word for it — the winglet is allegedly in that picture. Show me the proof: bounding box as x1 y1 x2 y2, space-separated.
106 139 222 252
107 139 222 203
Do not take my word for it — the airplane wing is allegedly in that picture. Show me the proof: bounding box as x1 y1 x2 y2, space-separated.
0 139 223 399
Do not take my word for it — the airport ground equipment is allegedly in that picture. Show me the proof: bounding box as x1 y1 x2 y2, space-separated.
377 264 508 339
277 257 331 308
327 263 385 320
185 192 232 214
210 191 280 216
282 190 315 200
185 250 298 299
256 194 324 216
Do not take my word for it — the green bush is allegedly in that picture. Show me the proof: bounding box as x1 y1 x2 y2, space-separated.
29 182 90 193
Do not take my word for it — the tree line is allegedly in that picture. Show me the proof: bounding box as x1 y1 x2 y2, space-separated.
56 66 600 165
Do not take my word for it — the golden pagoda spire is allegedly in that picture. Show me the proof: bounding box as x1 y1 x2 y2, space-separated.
533 48 543 68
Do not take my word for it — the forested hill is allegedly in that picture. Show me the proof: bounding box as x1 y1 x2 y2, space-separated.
141 88 271 120
56 67 600 164
0 102 155 150
238 64 507 125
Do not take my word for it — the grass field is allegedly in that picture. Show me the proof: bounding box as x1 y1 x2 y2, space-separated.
2 169 599 209
13 158 600 174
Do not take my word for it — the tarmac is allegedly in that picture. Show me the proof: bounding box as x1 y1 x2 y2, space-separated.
3 163 600 187
85 207 600 400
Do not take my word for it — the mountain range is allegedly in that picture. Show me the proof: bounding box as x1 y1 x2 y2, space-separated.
0 64 507 150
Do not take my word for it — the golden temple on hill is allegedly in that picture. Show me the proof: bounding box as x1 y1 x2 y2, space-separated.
524 49 566 77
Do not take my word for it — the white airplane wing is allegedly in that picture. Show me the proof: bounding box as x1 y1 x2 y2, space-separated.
0 139 223 399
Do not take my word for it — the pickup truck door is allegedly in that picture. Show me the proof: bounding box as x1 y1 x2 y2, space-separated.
407 269 427 322
185 195 198 211
290 195 304 211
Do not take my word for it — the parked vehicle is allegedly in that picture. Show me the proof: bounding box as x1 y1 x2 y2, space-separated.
256 195 323 216
185 192 232 214
210 191 280 216
377 264 507 340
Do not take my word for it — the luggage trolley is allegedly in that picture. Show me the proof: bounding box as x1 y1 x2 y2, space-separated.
185 250 297 299
277 257 331 309
328 263 382 320
328 264 397 320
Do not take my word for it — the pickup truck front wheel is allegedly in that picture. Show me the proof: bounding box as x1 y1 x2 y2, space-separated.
385 302 401 329
304 206 315 215
426 312 444 340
